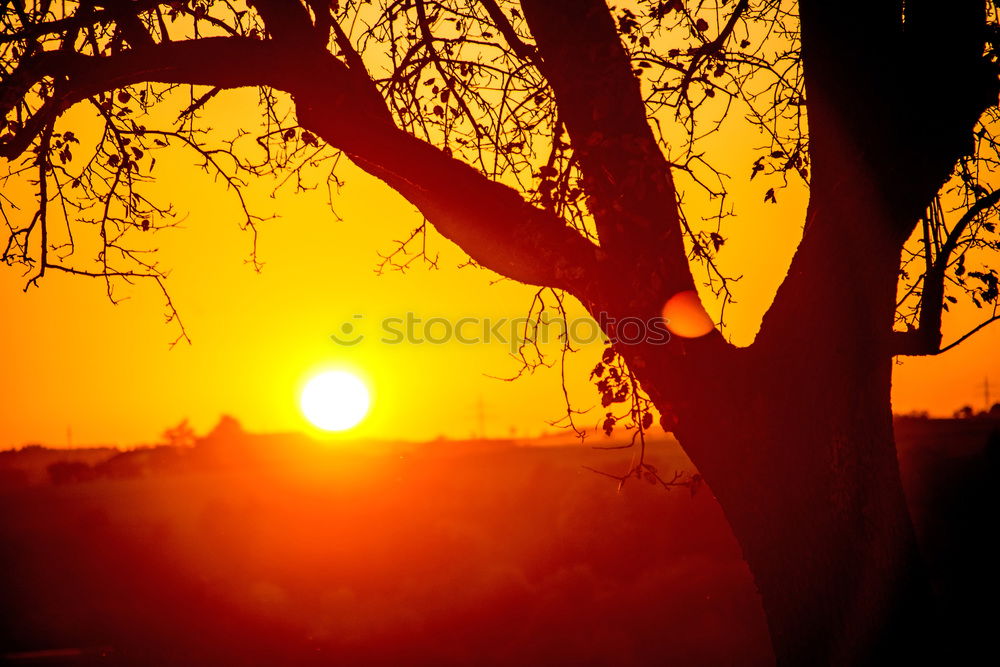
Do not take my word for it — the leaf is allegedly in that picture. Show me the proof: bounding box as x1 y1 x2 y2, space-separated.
695 18 709 31
969 270 999 303
764 188 777 204
618 9 639 35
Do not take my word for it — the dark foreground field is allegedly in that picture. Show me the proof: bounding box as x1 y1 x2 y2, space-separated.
0 417 996 666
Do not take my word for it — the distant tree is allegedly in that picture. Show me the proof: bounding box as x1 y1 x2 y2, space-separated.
94 449 145 478
955 405 977 419
203 415 245 444
195 415 251 467
2 1 999 664
161 419 196 448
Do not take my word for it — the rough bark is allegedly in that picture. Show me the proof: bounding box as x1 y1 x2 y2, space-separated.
679 355 935 666
623 212 938 664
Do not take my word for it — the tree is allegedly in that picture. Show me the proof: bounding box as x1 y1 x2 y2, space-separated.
2 1 998 663
161 418 196 448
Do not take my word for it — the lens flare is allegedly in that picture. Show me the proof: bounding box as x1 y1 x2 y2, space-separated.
662 290 715 338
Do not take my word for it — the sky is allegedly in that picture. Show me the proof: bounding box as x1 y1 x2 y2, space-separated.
1 86 998 450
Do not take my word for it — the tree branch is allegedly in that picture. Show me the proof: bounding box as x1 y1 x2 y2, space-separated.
294 82 603 293
938 311 1000 355
99 0 155 48
247 0 316 43
0 34 600 294
0 0 163 44
893 189 1000 356
0 38 315 159
678 0 749 97
477 0 537 63
518 0 697 315
759 0 998 356
519 0 681 248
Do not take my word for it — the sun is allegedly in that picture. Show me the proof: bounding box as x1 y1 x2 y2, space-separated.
300 370 371 432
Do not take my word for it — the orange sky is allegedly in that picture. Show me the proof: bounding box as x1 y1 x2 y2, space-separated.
1 84 998 450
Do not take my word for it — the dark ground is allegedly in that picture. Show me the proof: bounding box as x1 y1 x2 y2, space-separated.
0 416 996 666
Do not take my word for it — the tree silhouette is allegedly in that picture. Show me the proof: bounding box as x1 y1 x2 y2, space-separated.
2 1 998 664
161 418 196 448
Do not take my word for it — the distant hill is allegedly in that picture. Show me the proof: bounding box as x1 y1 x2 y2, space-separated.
0 444 118 487
2 414 998 490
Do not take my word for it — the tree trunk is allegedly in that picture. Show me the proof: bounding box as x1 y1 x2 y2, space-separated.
640 319 940 665
683 360 937 665
620 180 940 663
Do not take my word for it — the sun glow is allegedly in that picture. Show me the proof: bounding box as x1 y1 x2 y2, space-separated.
300 370 371 432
